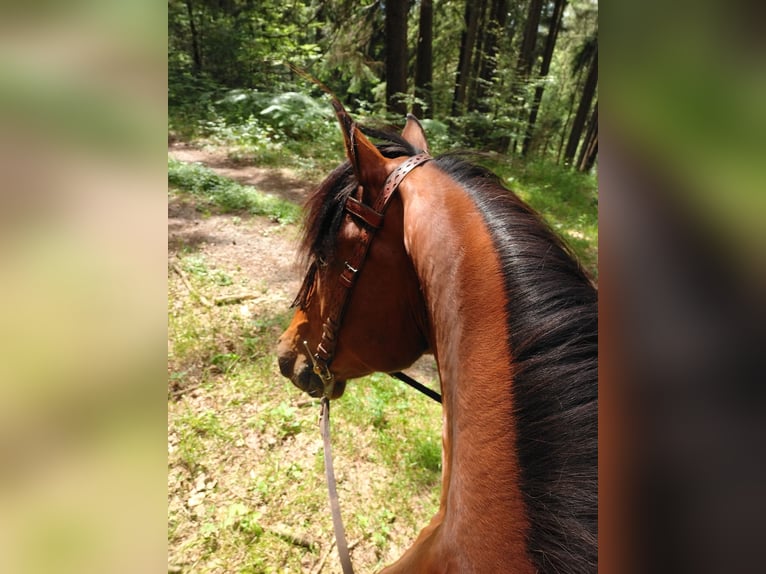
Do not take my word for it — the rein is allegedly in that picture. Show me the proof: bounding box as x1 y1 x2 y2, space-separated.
319 397 354 574
305 153 440 573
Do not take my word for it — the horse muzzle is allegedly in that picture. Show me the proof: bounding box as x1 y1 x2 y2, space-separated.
276 343 346 399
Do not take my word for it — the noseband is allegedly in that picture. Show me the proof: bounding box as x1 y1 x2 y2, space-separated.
303 152 433 398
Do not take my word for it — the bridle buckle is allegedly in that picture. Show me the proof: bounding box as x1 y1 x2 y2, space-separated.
303 340 335 398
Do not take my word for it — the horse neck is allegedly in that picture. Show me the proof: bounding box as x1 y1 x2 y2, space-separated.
399 173 535 572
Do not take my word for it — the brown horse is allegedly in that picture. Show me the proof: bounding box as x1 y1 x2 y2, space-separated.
277 102 597 573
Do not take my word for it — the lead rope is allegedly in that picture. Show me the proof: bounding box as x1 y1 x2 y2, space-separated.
320 377 440 573
320 397 355 574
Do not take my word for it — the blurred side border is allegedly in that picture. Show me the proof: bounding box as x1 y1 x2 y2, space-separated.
601 0 766 572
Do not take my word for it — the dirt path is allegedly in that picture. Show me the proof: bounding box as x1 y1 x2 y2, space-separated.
168 192 302 311
168 143 312 315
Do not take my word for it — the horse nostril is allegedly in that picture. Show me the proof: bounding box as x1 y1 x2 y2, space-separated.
277 354 294 378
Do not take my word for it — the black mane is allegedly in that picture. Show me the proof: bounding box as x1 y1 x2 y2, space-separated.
299 131 598 573
437 154 598 573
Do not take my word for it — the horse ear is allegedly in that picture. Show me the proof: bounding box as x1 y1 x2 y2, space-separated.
331 99 388 189
401 114 429 154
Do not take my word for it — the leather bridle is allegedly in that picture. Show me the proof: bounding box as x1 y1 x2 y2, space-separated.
301 152 433 399
297 152 439 574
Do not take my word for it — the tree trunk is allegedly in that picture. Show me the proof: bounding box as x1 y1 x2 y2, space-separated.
522 0 566 156
510 0 544 153
581 133 598 171
516 0 544 79
413 0 433 118
451 0 482 116
577 101 598 171
185 0 202 74
476 0 509 113
564 46 598 166
386 0 409 116
467 0 489 111
557 67 586 163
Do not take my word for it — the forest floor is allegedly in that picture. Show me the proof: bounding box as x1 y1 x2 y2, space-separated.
168 142 307 316
169 143 314 205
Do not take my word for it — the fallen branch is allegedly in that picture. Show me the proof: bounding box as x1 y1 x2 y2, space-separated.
310 540 335 574
214 293 260 306
170 260 213 308
297 399 322 408
268 527 318 552
168 380 202 401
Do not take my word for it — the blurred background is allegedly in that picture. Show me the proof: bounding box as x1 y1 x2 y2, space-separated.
0 1 166 573
601 1 766 572
0 0 764 572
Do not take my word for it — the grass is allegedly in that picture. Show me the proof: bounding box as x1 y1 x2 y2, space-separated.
168 246 442 572
168 158 301 224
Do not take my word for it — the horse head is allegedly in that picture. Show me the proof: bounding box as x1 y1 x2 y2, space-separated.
276 104 431 399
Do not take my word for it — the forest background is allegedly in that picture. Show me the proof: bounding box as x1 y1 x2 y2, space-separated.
168 0 598 172
1 1 764 573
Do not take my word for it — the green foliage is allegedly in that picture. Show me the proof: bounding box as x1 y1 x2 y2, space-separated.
223 503 264 540
169 0 598 169
179 409 229 440
485 157 599 277
448 111 521 151
212 89 274 125
168 158 300 223
418 119 451 154
167 61 220 137
259 92 335 141
204 89 336 143
405 433 442 486
171 88 344 178
179 254 209 278
168 0 321 89
263 402 303 439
